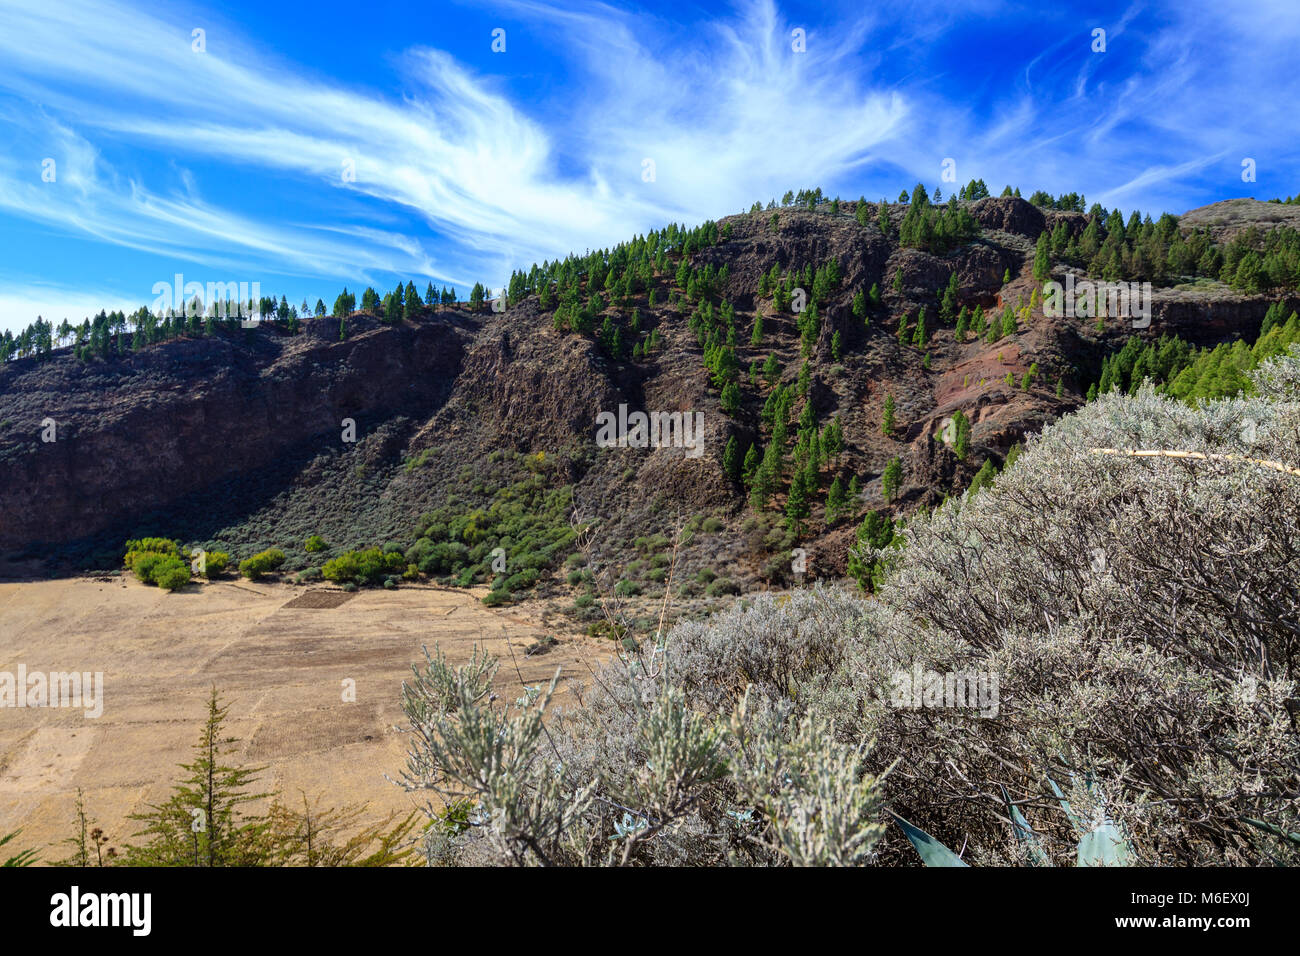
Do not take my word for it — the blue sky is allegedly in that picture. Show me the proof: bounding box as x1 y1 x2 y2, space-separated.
0 0 1297 332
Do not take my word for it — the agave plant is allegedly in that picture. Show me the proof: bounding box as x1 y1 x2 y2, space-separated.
1 829 38 867
891 775 1134 867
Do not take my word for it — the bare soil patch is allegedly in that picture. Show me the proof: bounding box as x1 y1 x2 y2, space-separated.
0 576 607 862
281 589 359 609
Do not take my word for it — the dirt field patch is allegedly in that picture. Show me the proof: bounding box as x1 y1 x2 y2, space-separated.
281 589 359 609
0 576 608 862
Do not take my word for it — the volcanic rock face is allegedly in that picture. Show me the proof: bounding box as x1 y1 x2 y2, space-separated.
0 316 464 557
0 196 1284 575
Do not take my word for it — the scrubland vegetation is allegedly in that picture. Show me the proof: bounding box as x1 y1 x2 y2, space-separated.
397 350 1300 866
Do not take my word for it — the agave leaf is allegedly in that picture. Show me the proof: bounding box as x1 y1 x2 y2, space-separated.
890 811 969 867
1001 785 1052 866
0 829 37 867
1077 821 1134 866
1046 774 1082 833
1241 816 1300 846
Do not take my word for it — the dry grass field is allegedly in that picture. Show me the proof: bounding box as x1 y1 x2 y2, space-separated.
0 575 608 862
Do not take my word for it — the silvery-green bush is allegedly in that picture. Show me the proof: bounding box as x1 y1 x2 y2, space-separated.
399 350 1300 866
845 347 1300 865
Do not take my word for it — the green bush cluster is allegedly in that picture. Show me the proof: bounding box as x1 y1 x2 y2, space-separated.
321 547 404 586
239 548 286 580
123 538 190 592
403 474 576 593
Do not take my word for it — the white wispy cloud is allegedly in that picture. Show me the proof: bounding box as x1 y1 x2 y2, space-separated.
0 0 1296 335
0 0 912 325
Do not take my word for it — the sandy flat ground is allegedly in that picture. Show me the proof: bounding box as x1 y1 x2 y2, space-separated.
0 575 607 862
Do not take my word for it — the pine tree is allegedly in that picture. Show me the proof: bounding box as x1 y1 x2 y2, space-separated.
1033 232 1051 282
882 394 896 435
940 273 959 324
831 330 843 360
785 467 812 531
823 415 844 462
952 409 971 459
742 443 760 483
750 444 780 509
123 689 270 866
853 289 866 319
967 458 997 496
720 380 741 415
881 456 902 502
385 284 404 324
404 281 419 320
332 287 355 317
723 436 741 480
1001 307 1017 338
826 475 847 525
750 313 763 346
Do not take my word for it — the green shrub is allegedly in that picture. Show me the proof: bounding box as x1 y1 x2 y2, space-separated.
127 549 189 590
504 568 541 592
613 579 642 597
407 475 578 588
512 551 548 571
705 578 740 597
125 549 191 591
130 551 167 583
239 548 286 580
123 537 180 571
633 533 672 553
481 590 511 607
201 551 229 579
321 547 403 586
155 562 192 591
574 594 595 609
701 516 725 533
304 534 328 553
414 541 471 575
